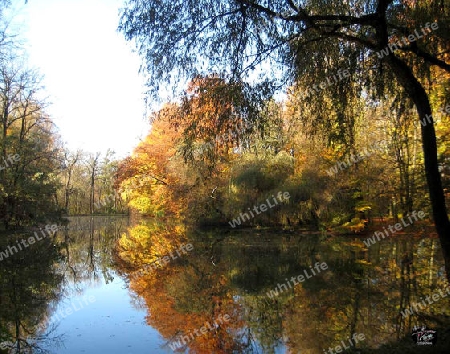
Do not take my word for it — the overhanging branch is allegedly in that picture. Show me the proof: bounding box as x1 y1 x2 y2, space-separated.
399 46 450 72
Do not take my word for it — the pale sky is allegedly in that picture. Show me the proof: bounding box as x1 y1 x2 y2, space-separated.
8 0 150 158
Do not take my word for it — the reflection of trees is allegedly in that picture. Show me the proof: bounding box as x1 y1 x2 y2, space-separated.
130 259 250 353
117 219 187 269
0 215 129 353
118 224 252 353
238 296 284 354
57 216 128 290
281 237 450 353
282 259 366 353
395 238 450 337
117 223 450 353
0 215 125 353
0 232 63 353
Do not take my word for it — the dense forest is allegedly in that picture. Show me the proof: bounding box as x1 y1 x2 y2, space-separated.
115 75 449 231
2 0 448 266
115 0 449 260
112 2 450 351
0 1 450 260
0 1 449 353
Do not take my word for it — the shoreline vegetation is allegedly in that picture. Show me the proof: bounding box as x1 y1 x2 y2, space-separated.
1 212 434 238
107 77 450 262
185 217 436 242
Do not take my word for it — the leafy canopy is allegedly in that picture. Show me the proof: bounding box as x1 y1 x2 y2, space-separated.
120 0 449 99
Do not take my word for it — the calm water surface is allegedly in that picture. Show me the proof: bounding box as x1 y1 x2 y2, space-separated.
0 216 449 353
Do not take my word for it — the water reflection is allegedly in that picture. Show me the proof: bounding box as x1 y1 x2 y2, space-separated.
119 222 450 353
0 228 63 353
58 216 128 287
0 216 132 353
1 217 449 353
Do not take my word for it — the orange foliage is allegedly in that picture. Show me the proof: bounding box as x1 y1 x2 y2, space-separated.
128 251 247 353
116 103 186 217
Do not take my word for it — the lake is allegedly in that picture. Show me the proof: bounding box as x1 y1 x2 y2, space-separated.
0 216 449 353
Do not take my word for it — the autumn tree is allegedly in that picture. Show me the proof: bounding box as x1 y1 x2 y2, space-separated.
0 1 64 228
120 0 450 276
0 64 61 228
166 75 271 175
116 104 186 217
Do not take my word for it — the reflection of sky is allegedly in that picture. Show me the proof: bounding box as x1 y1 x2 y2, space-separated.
45 273 172 354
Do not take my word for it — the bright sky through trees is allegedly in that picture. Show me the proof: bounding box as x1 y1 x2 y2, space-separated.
8 0 148 157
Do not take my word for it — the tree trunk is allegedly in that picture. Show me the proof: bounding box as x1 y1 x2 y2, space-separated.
65 170 72 211
387 55 450 281
90 172 95 215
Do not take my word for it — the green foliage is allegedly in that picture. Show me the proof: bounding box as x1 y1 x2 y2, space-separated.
0 66 62 228
120 0 450 242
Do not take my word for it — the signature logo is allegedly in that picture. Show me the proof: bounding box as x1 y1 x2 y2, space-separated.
411 325 437 345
